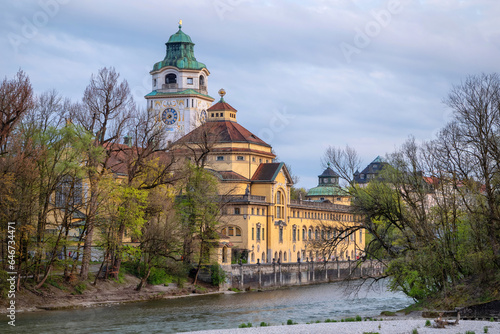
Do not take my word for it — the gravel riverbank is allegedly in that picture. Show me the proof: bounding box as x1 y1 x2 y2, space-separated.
182 319 499 334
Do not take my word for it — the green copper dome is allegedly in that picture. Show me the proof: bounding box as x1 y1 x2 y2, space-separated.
307 185 347 197
167 28 193 43
152 24 207 71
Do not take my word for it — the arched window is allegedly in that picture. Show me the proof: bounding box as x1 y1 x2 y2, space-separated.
321 230 325 240
297 252 301 261
308 228 312 240
251 252 255 263
236 227 241 236
221 228 227 236
284 251 287 262
262 252 266 263
165 73 177 84
315 229 319 240
279 251 282 261
199 75 205 86
222 246 227 263
302 228 306 240
274 251 278 261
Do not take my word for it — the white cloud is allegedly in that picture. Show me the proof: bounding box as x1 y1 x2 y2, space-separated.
1 0 499 188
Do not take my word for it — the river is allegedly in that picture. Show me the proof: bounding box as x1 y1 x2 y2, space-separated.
2 279 413 333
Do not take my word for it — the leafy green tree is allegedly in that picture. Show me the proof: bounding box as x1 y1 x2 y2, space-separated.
176 163 223 284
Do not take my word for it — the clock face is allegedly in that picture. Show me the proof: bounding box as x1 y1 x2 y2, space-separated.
161 108 178 126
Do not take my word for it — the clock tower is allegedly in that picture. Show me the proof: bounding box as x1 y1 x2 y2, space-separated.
145 21 214 143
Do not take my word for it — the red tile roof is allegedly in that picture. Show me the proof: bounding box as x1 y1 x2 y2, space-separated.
176 120 271 147
251 163 282 181
208 101 237 112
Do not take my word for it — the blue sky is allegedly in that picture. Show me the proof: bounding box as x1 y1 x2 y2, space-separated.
2 0 500 189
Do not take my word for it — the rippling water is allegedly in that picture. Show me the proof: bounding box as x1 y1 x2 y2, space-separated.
2 279 412 333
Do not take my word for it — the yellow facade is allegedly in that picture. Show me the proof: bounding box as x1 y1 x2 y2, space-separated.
173 93 365 265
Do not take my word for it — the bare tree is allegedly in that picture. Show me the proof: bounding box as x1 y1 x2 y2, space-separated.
75 67 135 280
0 70 34 154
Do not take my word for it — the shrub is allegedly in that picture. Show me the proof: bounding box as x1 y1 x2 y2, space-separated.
74 282 87 294
287 319 296 325
259 322 269 327
356 315 362 321
412 329 418 334
484 326 488 333
210 264 227 286
425 320 431 327
465 331 475 334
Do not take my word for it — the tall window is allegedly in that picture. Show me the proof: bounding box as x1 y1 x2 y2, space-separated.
256 226 261 241
279 227 283 243
302 228 306 241
292 227 297 242
276 190 285 219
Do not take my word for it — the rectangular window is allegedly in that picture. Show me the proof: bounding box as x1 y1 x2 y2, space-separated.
217 156 224 161
251 208 254 215
252 227 254 240
262 228 265 240
262 209 265 215
237 156 244 161
234 208 240 215
257 208 260 215
228 227 234 236
256 227 260 241
187 78 193 84
293 229 296 242
279 227 283 242
252 157 256 162
359 230 363 242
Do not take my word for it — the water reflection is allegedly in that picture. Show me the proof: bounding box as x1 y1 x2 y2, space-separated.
3 279 412 334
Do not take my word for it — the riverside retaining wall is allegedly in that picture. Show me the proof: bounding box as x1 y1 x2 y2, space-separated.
217 260 384 290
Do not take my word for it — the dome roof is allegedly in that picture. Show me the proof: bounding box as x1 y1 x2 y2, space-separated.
167 28 193 43
152 24 207 71
306 185 347 197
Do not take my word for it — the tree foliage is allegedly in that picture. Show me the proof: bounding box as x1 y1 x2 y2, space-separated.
319 73 500 305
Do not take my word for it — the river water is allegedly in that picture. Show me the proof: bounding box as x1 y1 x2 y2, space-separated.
3 279 412 333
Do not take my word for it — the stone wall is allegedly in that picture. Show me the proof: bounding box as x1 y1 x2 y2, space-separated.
218 260 385 290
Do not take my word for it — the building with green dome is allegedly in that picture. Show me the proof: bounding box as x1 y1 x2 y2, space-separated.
305 165 350 205
145 22 214 144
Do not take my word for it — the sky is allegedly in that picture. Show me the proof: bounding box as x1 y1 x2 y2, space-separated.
2 0 500 189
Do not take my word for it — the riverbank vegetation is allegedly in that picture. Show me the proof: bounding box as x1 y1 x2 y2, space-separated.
317 73 500 309
0 68 226 301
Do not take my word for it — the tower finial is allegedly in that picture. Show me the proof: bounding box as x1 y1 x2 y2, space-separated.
218 88 226 102
178 19 182 29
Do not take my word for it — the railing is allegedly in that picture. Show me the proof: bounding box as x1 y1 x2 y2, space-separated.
290 199 350 211
227 195 266 203
198 85 207 94
161 83 178 90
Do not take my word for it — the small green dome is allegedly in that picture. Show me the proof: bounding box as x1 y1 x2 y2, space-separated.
167 28 193 44
307 186 347 197
152 24 206 71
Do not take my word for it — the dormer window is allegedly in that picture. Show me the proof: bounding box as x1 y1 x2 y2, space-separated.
153 79 157 87
237 156 244 161
187 78 193 85
199 75 205 86
216 156 224 161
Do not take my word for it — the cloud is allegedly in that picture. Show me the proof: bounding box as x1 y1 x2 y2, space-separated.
1 0 500 189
